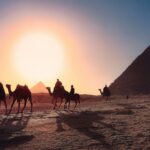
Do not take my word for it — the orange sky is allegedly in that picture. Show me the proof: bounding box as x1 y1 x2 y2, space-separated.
1 1 149 94
1 15 102 94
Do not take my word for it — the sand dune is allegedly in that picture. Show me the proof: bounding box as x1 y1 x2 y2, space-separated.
0 95 150 150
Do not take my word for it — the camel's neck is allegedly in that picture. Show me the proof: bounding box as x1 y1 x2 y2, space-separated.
99 89 103 95
7 86 13 97
47 88 52 96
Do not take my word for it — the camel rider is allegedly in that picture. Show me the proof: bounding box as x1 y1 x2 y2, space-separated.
103 85 110 96
55 79 62 87
70 85 75 99
53 79 62 94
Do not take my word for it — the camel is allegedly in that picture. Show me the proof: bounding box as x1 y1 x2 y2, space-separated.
66 93 80 109
46 87 68 109
99 88 111 100
0 83 7 114
46 87 80 109
6 84 32 114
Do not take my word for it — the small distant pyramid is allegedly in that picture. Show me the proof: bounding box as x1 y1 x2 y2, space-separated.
109 46 150 95
31 81 48 93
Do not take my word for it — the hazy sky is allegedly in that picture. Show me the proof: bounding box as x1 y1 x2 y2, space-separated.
0 0 150 94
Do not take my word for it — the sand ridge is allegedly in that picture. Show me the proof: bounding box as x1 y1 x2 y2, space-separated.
0 96 150 150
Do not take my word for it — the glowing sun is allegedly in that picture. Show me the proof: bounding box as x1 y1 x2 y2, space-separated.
13 32 65 82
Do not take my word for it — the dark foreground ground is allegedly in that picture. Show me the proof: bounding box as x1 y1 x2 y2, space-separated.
0 95 150 150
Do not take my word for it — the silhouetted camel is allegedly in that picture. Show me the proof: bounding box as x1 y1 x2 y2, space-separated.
46 87 80 109
99 88 111 100
46 87 68 109
66 93 80 109
6 84 32 114
0 83 7 114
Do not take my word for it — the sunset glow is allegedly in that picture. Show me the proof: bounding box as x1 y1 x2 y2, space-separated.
13 32 65 82
0 0 150 94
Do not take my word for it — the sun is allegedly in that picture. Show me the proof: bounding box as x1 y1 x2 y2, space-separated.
13 32 65 82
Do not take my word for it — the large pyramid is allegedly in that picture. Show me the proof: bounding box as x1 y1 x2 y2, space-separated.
31 81 48 93
109 46 150 95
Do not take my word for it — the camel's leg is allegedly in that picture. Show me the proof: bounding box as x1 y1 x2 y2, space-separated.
0 101 1 110
9 99 16 114
53 98 57 109
68 99 71 109
64 100 67 109
3 100 7 114
78 98 81 109
51 97 54 104
74 100 77 110
22 99 27 113
17 101 21 113
59 98 63 108
29 98 33 112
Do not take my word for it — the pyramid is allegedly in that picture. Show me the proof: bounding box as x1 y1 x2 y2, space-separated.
109 46 150 95
31 81 48 93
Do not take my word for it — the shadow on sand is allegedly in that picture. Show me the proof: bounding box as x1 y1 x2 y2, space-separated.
56 111 118 149
0 113 33 149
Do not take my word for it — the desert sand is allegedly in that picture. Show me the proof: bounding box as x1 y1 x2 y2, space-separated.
0 94 150 150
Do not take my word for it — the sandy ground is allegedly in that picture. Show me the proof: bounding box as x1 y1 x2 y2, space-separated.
0 95 150 150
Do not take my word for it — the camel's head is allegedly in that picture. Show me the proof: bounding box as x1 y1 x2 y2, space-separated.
98 89 103 96
6 84 11 89
46 87 51 91
6 84 12 98
46 87 52 94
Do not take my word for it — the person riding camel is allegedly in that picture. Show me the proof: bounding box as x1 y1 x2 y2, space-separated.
70 85 75 99
53 79 62 95
103 85 111 96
